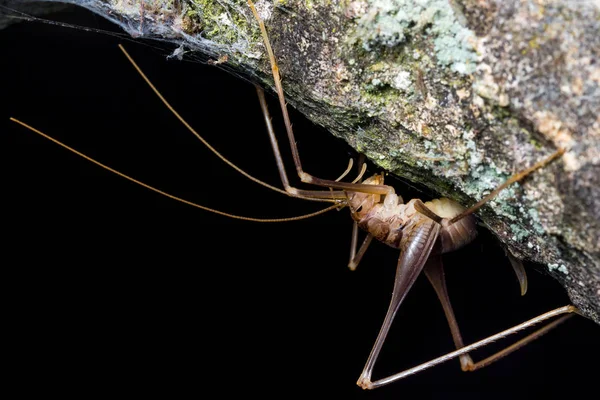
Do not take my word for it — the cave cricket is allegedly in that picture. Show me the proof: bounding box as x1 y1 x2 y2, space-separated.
9 0 580 390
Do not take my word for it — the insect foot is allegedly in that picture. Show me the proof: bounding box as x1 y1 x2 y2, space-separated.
356 377 373 390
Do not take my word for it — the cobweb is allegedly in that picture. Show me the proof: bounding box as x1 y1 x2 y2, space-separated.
3 0 272 64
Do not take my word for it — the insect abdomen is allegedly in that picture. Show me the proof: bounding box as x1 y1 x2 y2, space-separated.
425 198 477 253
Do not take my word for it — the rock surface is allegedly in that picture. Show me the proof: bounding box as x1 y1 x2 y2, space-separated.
9 0 599 323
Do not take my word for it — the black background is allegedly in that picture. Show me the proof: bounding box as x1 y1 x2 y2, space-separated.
2 5 598 398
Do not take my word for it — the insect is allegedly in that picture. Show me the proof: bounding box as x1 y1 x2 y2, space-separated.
4 3 597 396
243 2 579 389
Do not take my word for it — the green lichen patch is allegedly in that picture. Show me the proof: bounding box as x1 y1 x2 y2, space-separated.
186 0 255 46
349 0 477 74
548 263 569 275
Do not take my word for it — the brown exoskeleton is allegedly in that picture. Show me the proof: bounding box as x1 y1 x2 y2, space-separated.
8 1 581 390
244 1 578 389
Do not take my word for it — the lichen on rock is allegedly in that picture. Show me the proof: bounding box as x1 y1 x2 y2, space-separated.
11 0 600 323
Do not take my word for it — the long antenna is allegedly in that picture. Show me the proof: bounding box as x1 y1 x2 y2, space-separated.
118 44 335 203
10 118 341 223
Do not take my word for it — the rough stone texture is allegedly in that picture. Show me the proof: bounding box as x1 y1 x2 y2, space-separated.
9 0 599 323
